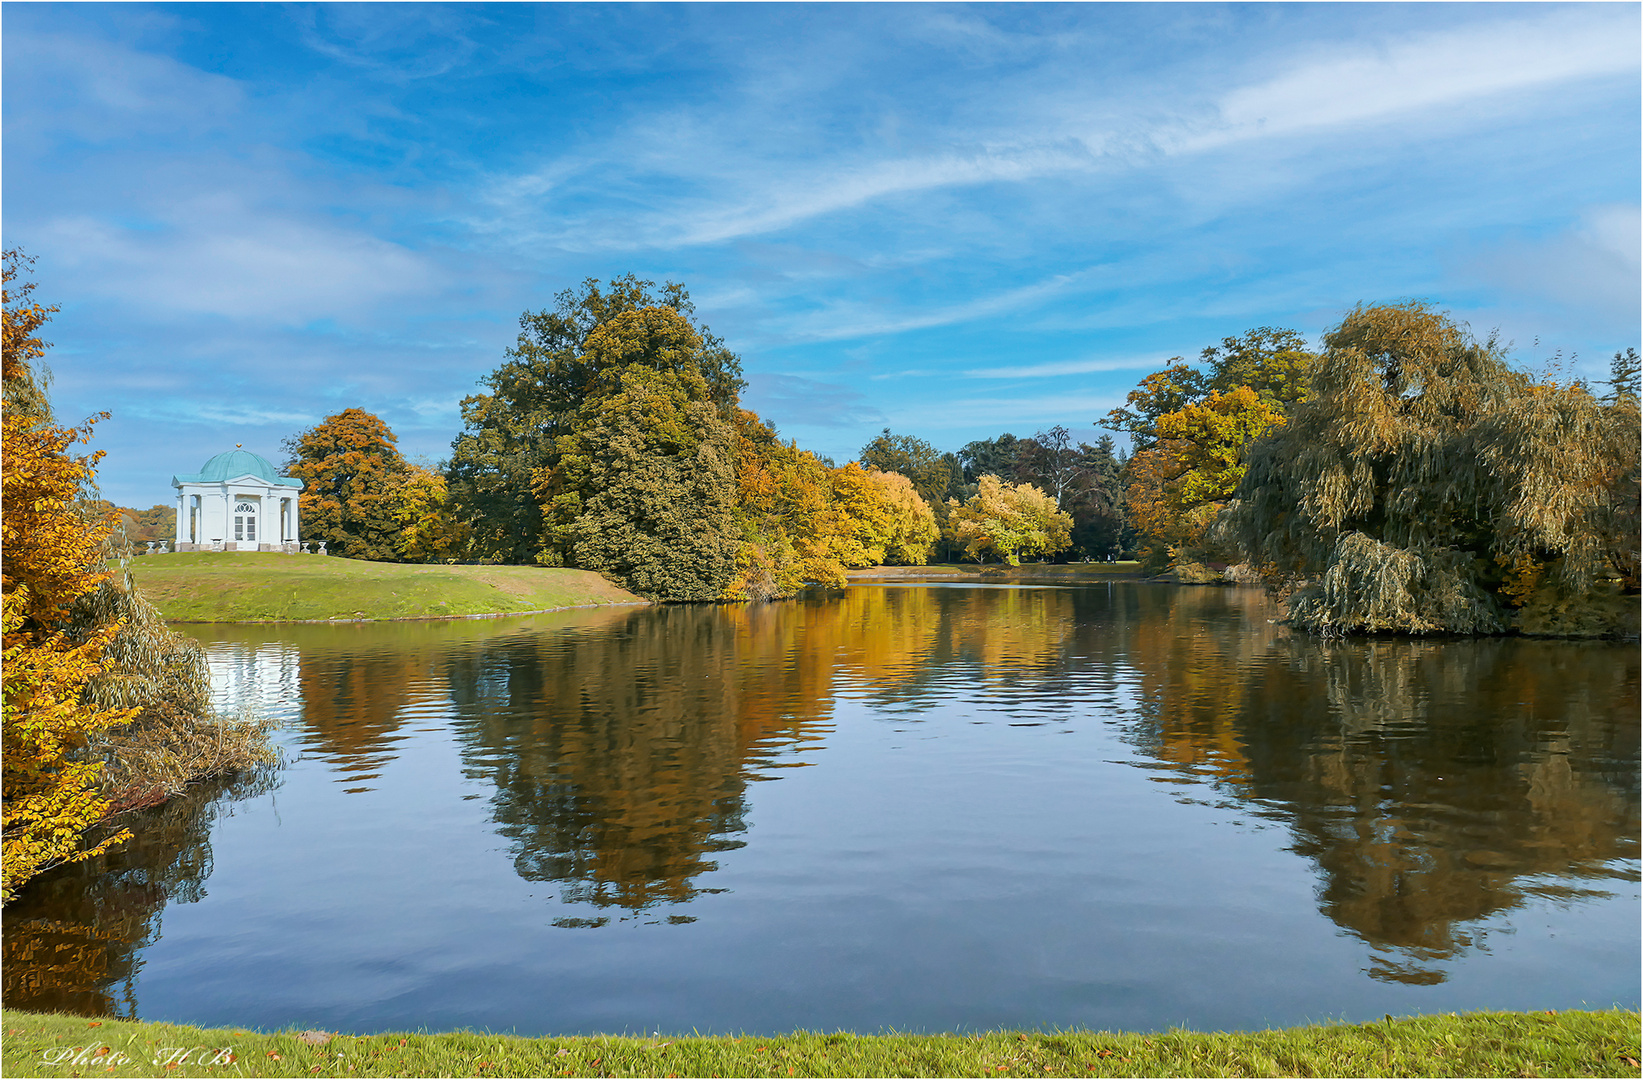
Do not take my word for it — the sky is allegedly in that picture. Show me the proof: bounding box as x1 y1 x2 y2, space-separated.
4 2 1639 510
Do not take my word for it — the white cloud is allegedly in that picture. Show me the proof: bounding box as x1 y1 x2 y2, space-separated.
1172 9 1639 153
41 202 442 325
741 372 887 430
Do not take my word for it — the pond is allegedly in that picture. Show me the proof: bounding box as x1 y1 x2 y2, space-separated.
5 583 1638 1036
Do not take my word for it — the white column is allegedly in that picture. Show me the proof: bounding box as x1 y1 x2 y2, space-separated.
290 491 300 545
175 488 187 547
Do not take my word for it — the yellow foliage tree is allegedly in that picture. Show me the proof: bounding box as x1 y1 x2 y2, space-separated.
386 462 469 563
2 253 134 902
731 411 845 596
1125 386 1287 564
948 475 1073 565
829 463 938 569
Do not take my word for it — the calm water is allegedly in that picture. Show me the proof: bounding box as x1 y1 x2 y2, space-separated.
6 583 1638 1035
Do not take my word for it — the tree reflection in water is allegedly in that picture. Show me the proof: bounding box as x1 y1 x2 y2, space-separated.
1104 585 1638 984
1 769 279 1016
7 587 1632 1016
444 582 1635 985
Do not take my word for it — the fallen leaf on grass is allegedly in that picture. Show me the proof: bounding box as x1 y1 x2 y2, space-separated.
267 1052 282 1059
1621 1057 1639 1068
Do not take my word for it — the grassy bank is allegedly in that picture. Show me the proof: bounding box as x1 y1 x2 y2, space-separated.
125 552 644 623
2 1009 1636 1078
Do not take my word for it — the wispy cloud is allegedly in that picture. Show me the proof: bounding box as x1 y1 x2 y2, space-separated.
774 267 1112 344
962 354 1165 380
41 203 442 325
1171 9 1639 154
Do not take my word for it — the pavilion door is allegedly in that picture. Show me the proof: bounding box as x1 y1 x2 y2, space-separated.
233 501 259 550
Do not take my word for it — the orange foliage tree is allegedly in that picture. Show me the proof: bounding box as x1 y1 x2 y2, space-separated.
2 252 134 902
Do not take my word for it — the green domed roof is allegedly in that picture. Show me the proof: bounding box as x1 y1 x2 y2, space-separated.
172 449 304 489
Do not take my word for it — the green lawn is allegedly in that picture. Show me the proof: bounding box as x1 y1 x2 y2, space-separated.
2 1009 1636 1078
125 552 644 623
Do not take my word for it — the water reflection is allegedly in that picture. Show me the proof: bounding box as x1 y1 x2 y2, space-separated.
8 586 1633 1022
1103 586 1639 983
2 770 277 1015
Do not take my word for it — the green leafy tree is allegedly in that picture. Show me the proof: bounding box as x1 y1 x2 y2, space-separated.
1199 326 1317 408
957 433 1024 483
1221 302 1640 636
282 409 409 561
1066 434 1125 559
449 277 743 563
536 365 741 601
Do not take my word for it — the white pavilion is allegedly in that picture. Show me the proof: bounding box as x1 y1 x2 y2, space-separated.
172 447 305 552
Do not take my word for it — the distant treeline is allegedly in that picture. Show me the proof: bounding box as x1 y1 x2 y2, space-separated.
284 275 1639 631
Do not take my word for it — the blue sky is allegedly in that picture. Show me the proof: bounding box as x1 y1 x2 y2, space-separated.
5 2 1639 509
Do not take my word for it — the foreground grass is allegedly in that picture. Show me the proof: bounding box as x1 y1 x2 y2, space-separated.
126 552 644 622
3 1009 1636 1078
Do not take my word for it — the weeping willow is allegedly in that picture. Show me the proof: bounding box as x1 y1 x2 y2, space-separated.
1219 302 1640 636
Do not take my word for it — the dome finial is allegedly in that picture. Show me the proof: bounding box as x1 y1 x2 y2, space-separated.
236 443 242 448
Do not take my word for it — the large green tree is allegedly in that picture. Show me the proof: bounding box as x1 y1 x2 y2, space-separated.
858 428 959 508
1064 434 1125 559
957 433 1024 483
449 277 743 563
1220 302 1640 636
536 365 741 601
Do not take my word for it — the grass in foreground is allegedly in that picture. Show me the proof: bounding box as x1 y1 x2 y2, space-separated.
2 1009 1637 1078
125 552 643 622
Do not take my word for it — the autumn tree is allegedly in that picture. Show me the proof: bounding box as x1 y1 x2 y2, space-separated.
1220 302 1641 636
449 277 743 563
1102 328 1316 569
282 409 414 560
948 476 1073 565
1101 364 1208 452
1198 326 1317 409
2 252 133 901
830 464 939 569
386 462 469 563
733 414 863 596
